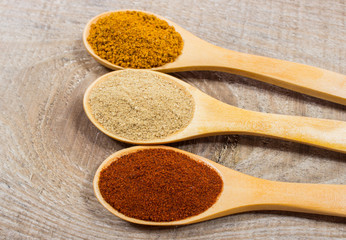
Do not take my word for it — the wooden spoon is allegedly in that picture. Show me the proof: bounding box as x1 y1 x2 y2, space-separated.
83 10 346 105
83 70 346 153
93 146 346 226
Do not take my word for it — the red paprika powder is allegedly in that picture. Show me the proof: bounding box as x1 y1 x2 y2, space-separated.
98 148 223 222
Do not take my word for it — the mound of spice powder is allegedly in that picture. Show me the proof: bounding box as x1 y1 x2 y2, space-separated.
88 70 194 141
87 11 183 68
98 148 223 222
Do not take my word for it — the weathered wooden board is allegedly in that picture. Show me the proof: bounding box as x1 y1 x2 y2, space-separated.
0 0 345 239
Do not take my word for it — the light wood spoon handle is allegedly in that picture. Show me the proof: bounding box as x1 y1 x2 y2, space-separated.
199 157 346 222
158 25 346 105
185 89 346 153
252 180 346 217
229 51 345 105
217 106 346 152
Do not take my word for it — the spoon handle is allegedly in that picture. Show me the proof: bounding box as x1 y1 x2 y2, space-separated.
242 111 346 153
253 179 346 217
244 111 345 153
215 48 346 105
179 40 346 105
207 102 346 152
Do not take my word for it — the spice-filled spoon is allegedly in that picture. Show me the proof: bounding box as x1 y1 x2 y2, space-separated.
83 70 346 153
83 10 346 105
94 146 346 226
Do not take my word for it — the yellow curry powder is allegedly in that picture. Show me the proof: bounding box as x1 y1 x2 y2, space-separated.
87 11 183 69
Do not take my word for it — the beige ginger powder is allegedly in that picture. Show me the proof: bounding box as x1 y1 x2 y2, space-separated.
88 70 194 141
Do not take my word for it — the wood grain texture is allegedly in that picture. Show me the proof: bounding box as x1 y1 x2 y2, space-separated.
0 0 345 239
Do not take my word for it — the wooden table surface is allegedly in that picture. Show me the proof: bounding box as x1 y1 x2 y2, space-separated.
1 0 345 239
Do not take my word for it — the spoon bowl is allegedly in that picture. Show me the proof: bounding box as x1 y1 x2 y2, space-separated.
83 10 346 105
94 146 346 226
83 70 346 153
